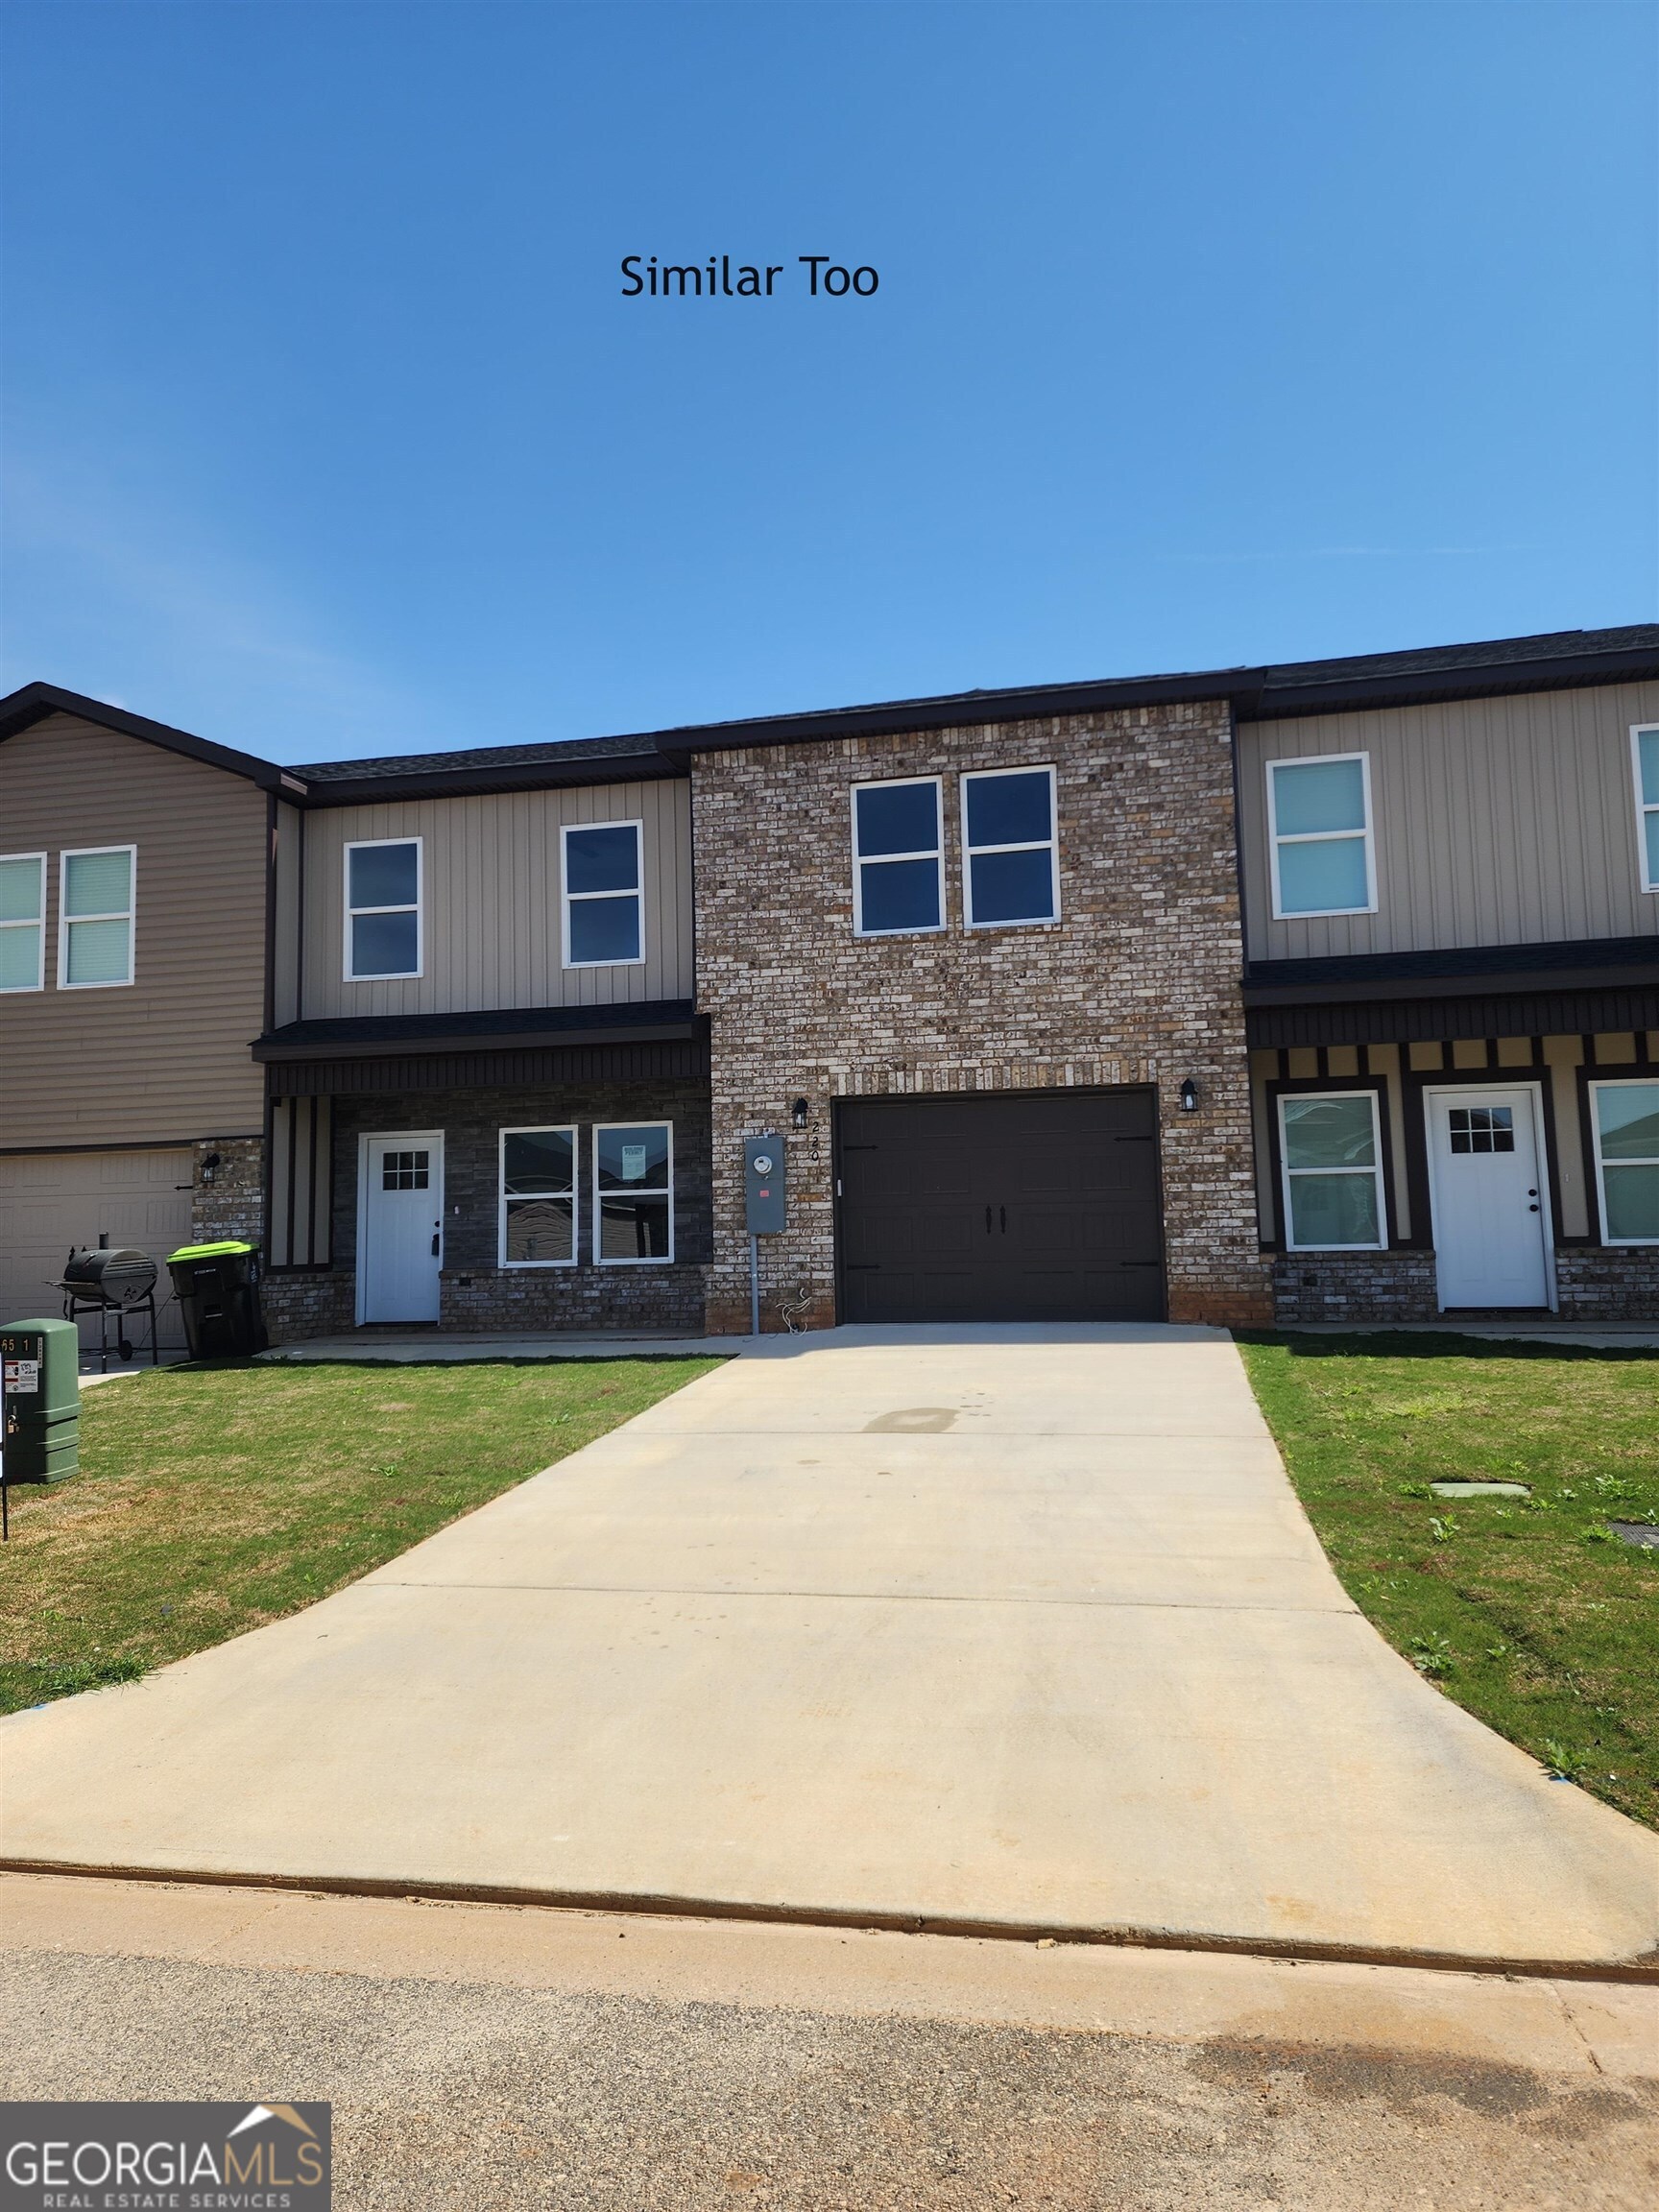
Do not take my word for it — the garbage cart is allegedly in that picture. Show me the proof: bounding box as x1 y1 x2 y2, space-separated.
166 1241 268 1358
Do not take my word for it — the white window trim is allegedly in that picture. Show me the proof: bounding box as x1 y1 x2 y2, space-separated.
57 844 136 991
850 776 946 938
344 836 424 982
0 851 47 993
1589 1076 1659 1247
592 1119 674 1265
1631 725 1659 895
561 819 646 970
1265 753 1378 922
1278 1088 1388 1252
498 1123 579 1268
960 764 1060 930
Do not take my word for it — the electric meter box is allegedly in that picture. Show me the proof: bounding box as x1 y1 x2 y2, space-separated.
1 1316 81 1483
744 1134 786 1236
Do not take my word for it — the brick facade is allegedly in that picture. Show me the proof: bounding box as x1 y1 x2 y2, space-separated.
261 1080 711 1342
190 1137 263 1249
691 706 1273 1334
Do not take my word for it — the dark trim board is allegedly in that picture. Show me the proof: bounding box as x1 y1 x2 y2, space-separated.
1246 987 1659 1051
267 1038 709 1096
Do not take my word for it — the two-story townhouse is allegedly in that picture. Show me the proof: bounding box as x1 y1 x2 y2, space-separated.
7 621 1657 1346
0 685 300 1339
1236 627 1659 1324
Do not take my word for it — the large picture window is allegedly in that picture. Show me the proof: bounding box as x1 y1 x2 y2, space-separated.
499 1126 577 1265
1266 755 1376 920
593 1121 672 1262
961 766 1058 927
851 778 944 936
1278 1092 1387 1250
563 822 644 966
0 853 46 993
59 846 135 989
345 838 422 980
1633 726 1659 894
1590 1081 1659 1245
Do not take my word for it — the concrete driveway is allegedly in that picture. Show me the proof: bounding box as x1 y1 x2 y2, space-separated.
3 1325 1655 1969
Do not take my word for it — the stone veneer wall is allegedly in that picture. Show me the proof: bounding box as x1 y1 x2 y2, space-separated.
1273 1247 1659 1324
189 1137 263 1248
263 1080 711 1343
691 705 1273 1334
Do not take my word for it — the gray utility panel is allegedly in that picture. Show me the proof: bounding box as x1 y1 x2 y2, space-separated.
744 1134 787 1235
836 1089 1166 1323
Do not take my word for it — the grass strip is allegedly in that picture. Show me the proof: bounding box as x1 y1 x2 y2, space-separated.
0 1356 720 1715
1237 1331 1659 1830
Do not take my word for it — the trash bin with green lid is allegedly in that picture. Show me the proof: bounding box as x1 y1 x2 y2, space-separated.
2 1317 80 1483
166 1241 268 1359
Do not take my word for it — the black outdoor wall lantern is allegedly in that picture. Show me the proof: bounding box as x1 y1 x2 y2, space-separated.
790 1096 810 1130
1178 1079 1200 1114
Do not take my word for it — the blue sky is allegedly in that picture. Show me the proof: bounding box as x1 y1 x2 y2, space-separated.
1 2 1653 764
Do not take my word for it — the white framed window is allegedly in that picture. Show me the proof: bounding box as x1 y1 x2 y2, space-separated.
961 765 1059 928
499 1125 577 1266
58 845 135 989
1632 725 1659 894
851 777 945 936
0 853 47 993
1589 1079 1659 1246
1278 1091 1387 1250
345 837 422 980
563 821 644 967
1266 754 1377 920
593 1120 672 1262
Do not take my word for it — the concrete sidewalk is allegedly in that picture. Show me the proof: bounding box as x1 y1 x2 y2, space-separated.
3 1325 1655 1969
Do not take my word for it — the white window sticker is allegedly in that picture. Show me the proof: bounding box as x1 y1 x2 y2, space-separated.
620 1144 648 1182
4 1358 40 1394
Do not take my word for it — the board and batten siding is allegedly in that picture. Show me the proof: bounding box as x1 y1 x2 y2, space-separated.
0 713 269 1148
1238 679 1659 963
297 780 694 1020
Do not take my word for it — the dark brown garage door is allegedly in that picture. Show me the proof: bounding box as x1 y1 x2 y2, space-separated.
836 1089 1165 1323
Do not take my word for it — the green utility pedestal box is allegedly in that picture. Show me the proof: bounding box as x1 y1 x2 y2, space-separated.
1 1317 81 1482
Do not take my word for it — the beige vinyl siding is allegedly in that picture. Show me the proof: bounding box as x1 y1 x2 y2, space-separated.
1238 680 1659 962
299 780 694 1019
0 715 267 1148
273 801 303 1025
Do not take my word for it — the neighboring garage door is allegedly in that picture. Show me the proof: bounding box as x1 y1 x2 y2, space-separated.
837 1090 1165 1323
0 1150 193 1343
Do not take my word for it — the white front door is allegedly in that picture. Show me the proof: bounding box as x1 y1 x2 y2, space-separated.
1426 1089 1551 1310
359 1134 444 1324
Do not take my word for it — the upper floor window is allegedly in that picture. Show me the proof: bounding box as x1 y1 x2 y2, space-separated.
962 766 1058 927
1590 1081 1659 1245
1266 755 1376 920
1633 726 1659 894
59 846 135 989
345 838 422 980
1278 1091 1386 1250
563 822 644 967
852 778 944 935
0 853 46 993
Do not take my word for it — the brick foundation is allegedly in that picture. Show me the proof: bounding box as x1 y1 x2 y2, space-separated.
1272 1245 1659 1324
691 706 1274 1333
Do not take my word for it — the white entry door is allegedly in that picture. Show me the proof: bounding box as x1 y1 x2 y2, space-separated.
359 1134 444 1324
1426 1089 1551 1310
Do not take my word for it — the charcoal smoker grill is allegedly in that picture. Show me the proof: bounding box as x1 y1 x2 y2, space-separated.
58 1238 162 1371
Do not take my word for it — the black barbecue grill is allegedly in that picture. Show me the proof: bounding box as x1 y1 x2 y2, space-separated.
58 1239 162 1369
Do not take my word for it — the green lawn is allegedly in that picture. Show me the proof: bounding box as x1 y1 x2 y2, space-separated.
0 1356 721 1715
1238 1333 1659 1830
